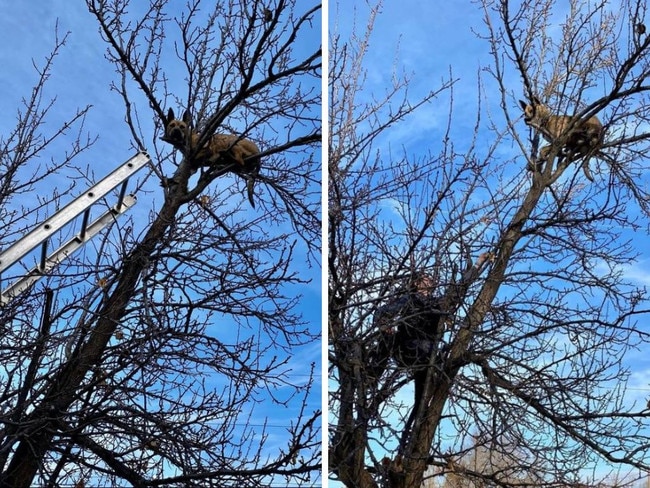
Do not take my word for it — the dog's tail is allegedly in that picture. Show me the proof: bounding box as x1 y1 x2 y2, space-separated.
246 177 256 208
581 159 594 182
244 154 261 208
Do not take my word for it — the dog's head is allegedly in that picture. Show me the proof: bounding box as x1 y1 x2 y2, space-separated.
519 97 549 125
164 108 191 146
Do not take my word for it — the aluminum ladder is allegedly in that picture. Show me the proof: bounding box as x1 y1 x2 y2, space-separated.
0 152 150 304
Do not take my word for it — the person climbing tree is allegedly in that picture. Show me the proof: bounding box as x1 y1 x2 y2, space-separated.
373 273 448 436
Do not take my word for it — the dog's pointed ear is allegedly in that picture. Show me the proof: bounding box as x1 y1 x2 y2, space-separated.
519 100 528 110
167 108 175 123
182 110 192 125
532 96 541 105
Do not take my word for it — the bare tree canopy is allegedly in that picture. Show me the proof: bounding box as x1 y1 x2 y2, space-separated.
0 1 321 487
329 1 650 487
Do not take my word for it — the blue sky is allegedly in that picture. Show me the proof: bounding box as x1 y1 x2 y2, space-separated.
0 1 321 485
0 2 130 155
330 0 650 483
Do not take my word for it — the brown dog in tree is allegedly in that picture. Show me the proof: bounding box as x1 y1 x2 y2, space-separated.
519 97 603 181
162 108 261 207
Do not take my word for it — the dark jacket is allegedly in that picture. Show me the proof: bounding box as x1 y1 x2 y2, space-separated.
374 292 445 370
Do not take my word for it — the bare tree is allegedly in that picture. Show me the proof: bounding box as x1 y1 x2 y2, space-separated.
0 1 321 487
329 1 650 487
